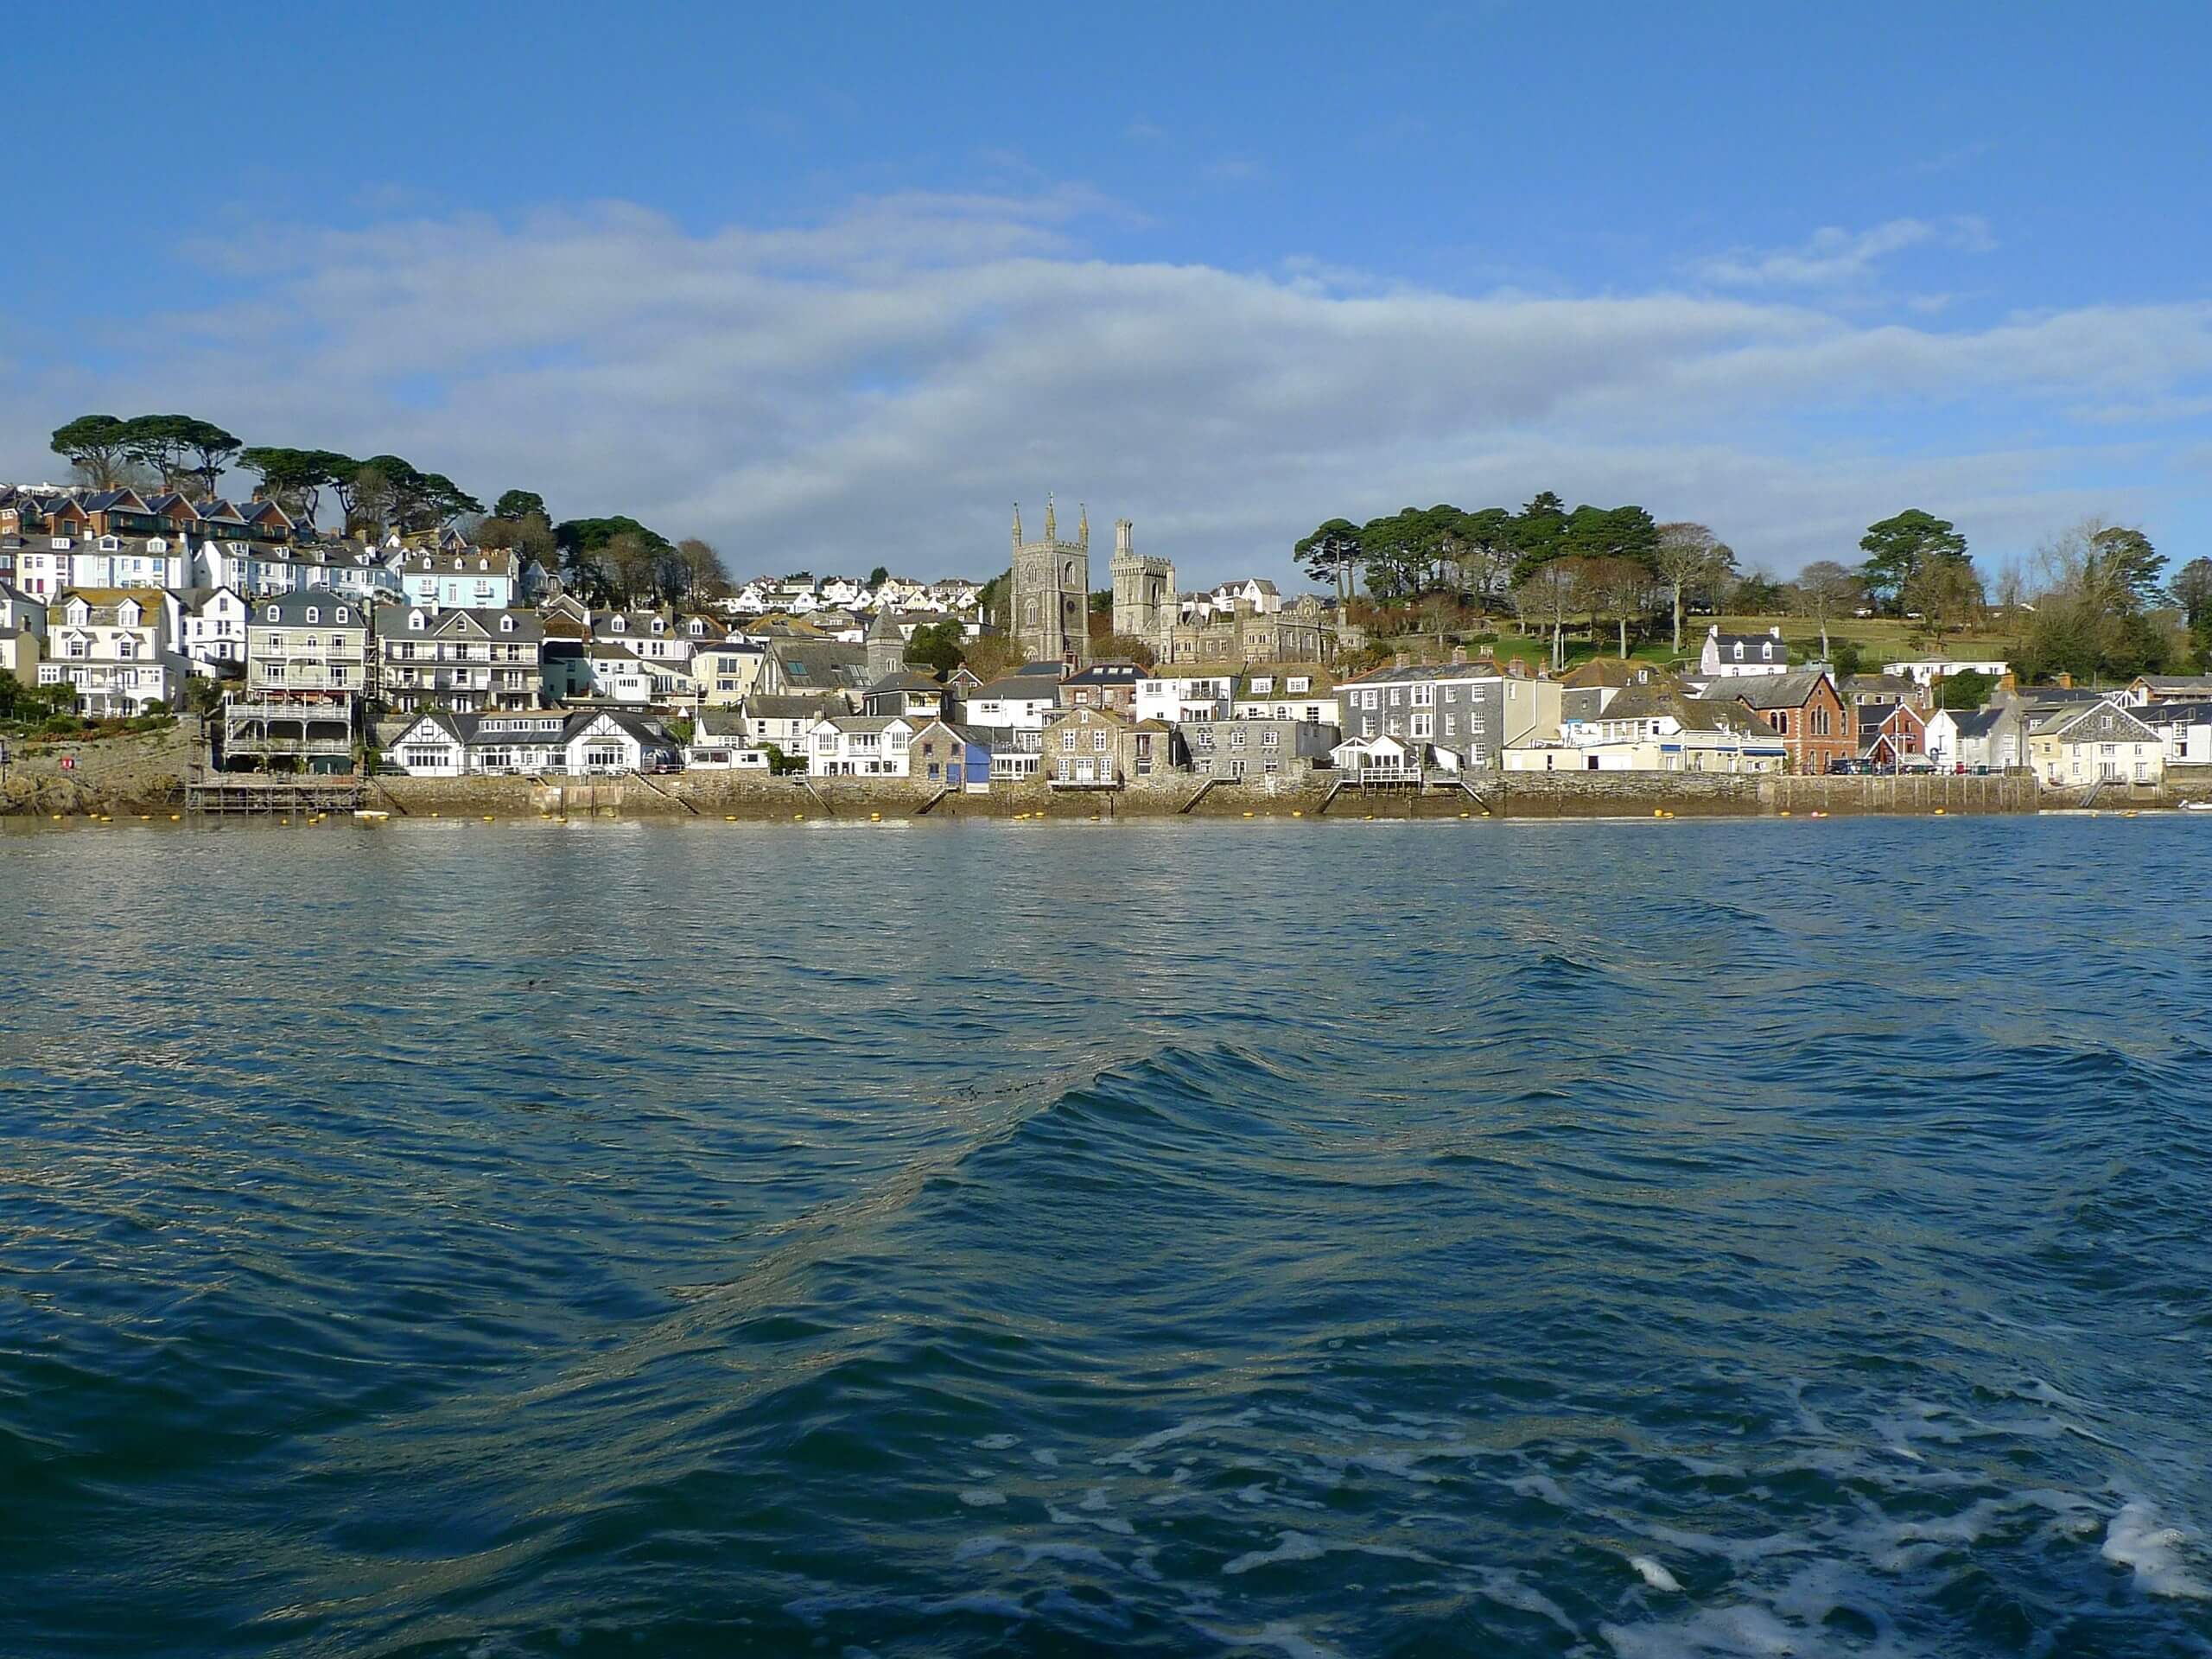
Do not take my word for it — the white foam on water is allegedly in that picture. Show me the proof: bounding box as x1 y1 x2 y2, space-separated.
1467 1567 1578 1633
1224 1532 1330 1576
1022 1541 1119 1573
953 1535 1013 1563
1047 1503 1136 1536
1628 1554 1681 1592
2102 1501 2212 1599
974 1433 1018 1450
957 1488 1007 1507
1200 1618 1345 1659
1648 1525 1810 1567
1078 1485 1114 1511
1600 1604 1801 1657
1507 1472 1573 1508
1030 1447 1059 1467
1105 1409 1258 1469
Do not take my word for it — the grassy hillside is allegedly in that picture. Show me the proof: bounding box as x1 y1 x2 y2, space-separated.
1372 613 2024 674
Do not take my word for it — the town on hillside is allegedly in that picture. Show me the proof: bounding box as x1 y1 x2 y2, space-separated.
2 476 2207 809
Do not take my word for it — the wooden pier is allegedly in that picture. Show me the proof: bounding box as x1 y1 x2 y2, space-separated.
185 770 365 815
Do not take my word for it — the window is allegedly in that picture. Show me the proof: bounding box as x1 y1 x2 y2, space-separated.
1262 728 1281 747
1062 732 1077 752
1092 732 1108 752
1412 684 1434 707
1389 688 1403 708
1443 715 1457 738
1251 677 1274 695
1287 677 1310 694
1411 712 1433 739
1230 728 1246 749
305 607 318 623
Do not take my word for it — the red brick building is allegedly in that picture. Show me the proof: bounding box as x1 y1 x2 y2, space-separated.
1702 670 1853 774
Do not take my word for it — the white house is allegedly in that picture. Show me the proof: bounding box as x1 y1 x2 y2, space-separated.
175 587 251 676
1135 671 1236 725
1923 704 2025 771
1883 657 2011 688
1699 625 1789 678
683 709 772 770
1330 732 1424 780
1232 666 1339 728
963 676 1063 729
385 709 473 776
2133 699 2212 770
38 588 188 714
584 642 655 704
806 714 924 777
566 709 678 775
735 693 845 753
1529 685 1785 772
2027 700 2164 787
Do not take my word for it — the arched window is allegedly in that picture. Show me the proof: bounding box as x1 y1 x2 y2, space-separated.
305 607 319 623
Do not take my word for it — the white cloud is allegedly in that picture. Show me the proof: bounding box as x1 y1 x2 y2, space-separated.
4 194 2208 583
1694 216 1996 289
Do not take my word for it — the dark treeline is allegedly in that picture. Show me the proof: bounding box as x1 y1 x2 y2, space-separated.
47 416 725 608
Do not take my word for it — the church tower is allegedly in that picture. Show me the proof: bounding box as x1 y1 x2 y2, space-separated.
1108 518 1175 656
1010 493 1090 667
863 604 906 684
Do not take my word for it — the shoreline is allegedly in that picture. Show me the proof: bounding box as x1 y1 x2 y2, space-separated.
8 766 2200 823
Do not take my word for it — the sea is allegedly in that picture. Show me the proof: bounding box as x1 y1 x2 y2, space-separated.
3 814 2210 1657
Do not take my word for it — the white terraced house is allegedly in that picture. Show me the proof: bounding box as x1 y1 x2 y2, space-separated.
38 588 189 715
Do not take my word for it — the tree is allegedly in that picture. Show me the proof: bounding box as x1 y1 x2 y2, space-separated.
120 415 199 493
1359 508 1436 601
1902 553 1982 651
493 489 546 522
976 569 1011 632
1791 560 1864 662
181 418 241 499
1653 523 1723 653
1859 509 1967 613
1935 668 1996 710
1096 632 1160 668
1512 557 1585 670
238 447 352 524
49 416 135 488
1731 567 1788 613
351 464 399 537
1453 506 1520 609
1294 518 1366 609
676 537 731 601
2087 525 2165 611
1583 556 1655 658
903 620 966 677
867 564 891 588
2173 557 2212 667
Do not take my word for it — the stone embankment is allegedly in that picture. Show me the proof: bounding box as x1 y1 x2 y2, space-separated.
364 768 2047 822
0 722 197 817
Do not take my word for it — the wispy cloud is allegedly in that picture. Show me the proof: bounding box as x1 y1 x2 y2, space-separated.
6 193 2208 582
1695 216 1995 289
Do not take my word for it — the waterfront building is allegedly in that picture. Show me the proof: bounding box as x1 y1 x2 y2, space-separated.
963 676 1062 729
1057 660 1147 715
1232 664 1340 728
1182 716 1332 783
2027 700 2164 787
38 588 189 715
1535 681 1785 772
226 591 368 771
1696 670 1851 775
2133 700 2212 770
1855 700 1929 768
1134 669 1235 725
1923 704 2026 771
564 709 679 775
1339 655 1561 771
374 605 546 713
683 709 772 770
174 587 251 677
805 715 925 778
1040 703 1171 787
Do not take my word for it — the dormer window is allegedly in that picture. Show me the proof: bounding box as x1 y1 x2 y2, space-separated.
265 605 281 622
409 612 425 631
499 615 514 632
652 620 665 634
336 607 349 623
304 606 321 624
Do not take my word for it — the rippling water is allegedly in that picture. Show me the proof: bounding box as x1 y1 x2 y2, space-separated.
3 816 2211 1656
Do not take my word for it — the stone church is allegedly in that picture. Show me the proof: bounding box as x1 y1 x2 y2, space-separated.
1010 497 1090 666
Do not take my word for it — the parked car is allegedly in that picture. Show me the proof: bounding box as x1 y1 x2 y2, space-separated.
1826 757 1868 775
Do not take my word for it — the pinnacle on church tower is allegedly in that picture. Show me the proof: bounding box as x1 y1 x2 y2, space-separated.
1077 503 1089 546
1011 502 1022 547
1044 493 1057 541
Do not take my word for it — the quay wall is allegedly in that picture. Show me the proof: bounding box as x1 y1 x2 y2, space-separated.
364 769 2044 821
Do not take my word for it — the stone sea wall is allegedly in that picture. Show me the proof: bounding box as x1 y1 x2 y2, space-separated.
363 768 2046 821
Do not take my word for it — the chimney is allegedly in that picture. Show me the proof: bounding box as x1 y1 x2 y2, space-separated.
2055 671 2073 690
1450 645 1467 665
1999 670 2017 693
1393 652 1410 670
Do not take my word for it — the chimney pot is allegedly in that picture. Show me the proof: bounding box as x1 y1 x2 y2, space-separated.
1451 645 1467 665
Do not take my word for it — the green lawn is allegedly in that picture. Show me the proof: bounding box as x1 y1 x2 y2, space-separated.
1376 613 2024 673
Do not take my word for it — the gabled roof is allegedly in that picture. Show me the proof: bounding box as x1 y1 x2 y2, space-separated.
391 709 477 746
2032 702 2160 741
970 676 1060 700
738 693 845 721
1700 669 1834 710
2133 699 2212 726
865 670 944 694
251 591 367 626
1942 707 2007 738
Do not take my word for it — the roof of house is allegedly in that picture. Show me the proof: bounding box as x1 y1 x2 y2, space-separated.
2031 701 2161 740
1944 707 2008 738
1840 672 1921 699
1064 661 1147 686
1699 669 1833 709
970 676 1060 700
249 591 368 626
866 670 944 695
2134 699 2212 725
768 639 869 688
2134 675 2212 693
375 604 544 641
1599 682 1774 734
1236 664 1337 694
738 693 846 721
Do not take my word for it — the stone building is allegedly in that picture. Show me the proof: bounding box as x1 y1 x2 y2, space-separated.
1010 496 1090 668
1109 518 1174 655
1159 593 1338 667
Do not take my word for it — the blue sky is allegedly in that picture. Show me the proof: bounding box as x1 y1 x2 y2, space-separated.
5 0 2209 586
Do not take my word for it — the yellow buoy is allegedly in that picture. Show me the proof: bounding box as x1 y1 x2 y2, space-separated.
793 812 804 821
169 814 180 822
1935 807 1946 816
1291 810 1302 818
1654 808 1665 817
1243 810 1254 818
724 814 735 822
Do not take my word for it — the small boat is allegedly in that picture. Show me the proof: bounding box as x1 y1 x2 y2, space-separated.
2182 801 2212 813
353 809 391 821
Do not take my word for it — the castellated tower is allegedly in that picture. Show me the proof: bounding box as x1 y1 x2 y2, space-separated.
1010 494 1090 667
1108 518 1175 657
